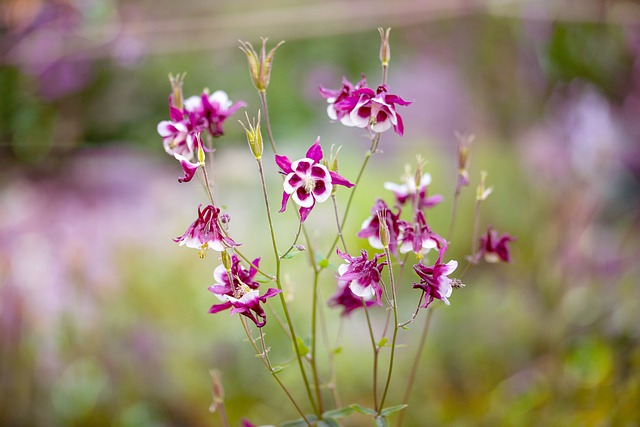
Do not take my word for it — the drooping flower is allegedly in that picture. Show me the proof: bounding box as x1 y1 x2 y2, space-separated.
276 138 354 222
157 101 198 159
209 255 260 297
398 211 447 259
336 249 386 306
357 199 402 255
476 226 514 263
173 205 238 253
334 84 412 135
328 278 377 316
183 90 246 137
319 75 367 126
384 172 443 210
209 286 281 328
413 260 458 308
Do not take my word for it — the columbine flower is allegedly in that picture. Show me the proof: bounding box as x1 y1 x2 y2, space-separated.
328 279 377 316
398 211 446 258
209 286 281 328
413 260 458 308
173 205 238 254
477 226 514 263
334 84 412 135
357 199 402 255
209 255 260 297
384 172 443 209
276 138 354 222
239 38 285 92
319 75 367 126
157 102 197 159
183 90 245 137
336 249 386 305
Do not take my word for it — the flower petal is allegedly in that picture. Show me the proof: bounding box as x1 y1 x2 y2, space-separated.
305 138 323 163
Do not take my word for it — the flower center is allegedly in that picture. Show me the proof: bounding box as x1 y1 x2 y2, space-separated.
303 177 316 193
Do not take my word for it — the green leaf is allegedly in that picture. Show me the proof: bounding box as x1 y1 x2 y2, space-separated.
375 416 388 427
322 406 355 419
377 337 388 348
332 346 343 355
318 258 329 269
380 404 408 416
271 365 285 374
317 419 340 427
294 337 310 357
280 415 317 427
350 404 377 416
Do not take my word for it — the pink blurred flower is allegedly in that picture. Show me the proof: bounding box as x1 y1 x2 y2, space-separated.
384 172 443 209
357 199 402 255
336 249 386 306
319 75 367 126
413 260 458 308
173 205 238 252
476 226 514 263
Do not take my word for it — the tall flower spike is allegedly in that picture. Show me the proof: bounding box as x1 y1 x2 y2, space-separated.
276 138 354 222
239 38 285 93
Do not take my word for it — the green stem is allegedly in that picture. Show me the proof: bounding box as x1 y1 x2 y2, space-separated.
259 91 278 154
239 318 311 426
256 159 318 415
280 221 303 259
378 246 399 413
331 194 348 252
310 270 325 415
324 134 380 260
395 307 435 427
363 300 379 412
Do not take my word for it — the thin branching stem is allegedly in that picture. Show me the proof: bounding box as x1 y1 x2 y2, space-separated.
363 301 379 412
378 246 399 413
259 91 278 154
331 194 348 252
396 307 435 427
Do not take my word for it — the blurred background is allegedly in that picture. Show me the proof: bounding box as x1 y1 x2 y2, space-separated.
1 0 640 425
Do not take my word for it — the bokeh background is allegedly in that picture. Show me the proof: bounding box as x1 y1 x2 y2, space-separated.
1 0 640 426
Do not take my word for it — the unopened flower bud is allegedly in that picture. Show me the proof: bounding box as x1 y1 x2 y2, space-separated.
378 27 391 67
377 211 390 249
476 170 493 201
239 38 284 93
168 73 186 109
239 111 263 159
209 369 225 413
221 251 232 271
455 132 474 190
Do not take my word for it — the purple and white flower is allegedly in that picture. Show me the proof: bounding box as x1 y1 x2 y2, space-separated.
276 138 354 222
334 84 411 135
183 90 246 137
476 226 514 263
209 287 281 328
173 204 238 253
208 255 261 298
384 172 443 210
413 260 458 308
319 75 367 126
357 199 402 255
328 278 377 316
336 249 386 306
398 211 446 258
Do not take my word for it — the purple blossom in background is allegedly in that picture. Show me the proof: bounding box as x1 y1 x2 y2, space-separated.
358 199 402 255
334 84 412 135
477 226 514 263
384 172 443 209
413 260 458 308
336 249 386 306
319 75 367 126
173 204 238 253
276 139 354 222
184 90 246 137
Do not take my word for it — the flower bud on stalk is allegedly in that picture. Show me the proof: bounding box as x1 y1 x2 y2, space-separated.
239 38 285 93
378 210 391 249
378 27 391 67
239 111 263 160
476 170 493 201
455 132 474 192
209 369 225 413
221 250 232 271
169 73 186 109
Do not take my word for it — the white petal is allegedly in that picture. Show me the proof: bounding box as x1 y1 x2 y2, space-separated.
209 90 231 108
283 172 300 194
350 280 375 298
442 260 458 276
213 264 228 285
338 263 349 276
292 189 315 208
420 173 432 187
184 95 202 112
327 105 338 120
383 182 408 197
368 236 384 249
339 114 356 127
371 118 392 133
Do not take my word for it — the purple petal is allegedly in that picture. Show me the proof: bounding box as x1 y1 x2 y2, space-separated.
279 191 290 213
208 301 232 314
329 171 354 188
275 154 292 173
299 205 313 223
305 138 323 163
394 112 405 136
174 153 200 183
260 288 282 300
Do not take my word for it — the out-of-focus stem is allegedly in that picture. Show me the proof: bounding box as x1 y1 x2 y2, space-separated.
396 307 435 427
378 246 399 413
259 91 278 154
363 301 379 412
331 195 348 252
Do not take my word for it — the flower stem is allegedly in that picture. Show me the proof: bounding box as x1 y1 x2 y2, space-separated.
325 134 380 260
239 318 311 426
378 246 399 413
331 194 348 252
256 158 318 415
259 91 278 154
395 307 435 427
310 270 325 415
447 188 461 240
280 221 303 259
362 300 379 412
